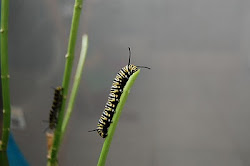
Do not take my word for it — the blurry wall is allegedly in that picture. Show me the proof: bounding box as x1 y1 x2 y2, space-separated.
7 0 250 165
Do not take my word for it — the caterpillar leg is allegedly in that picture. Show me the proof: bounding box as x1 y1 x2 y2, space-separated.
88 129 97 132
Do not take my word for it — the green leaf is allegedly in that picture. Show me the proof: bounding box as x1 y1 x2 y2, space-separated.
97 70 141 166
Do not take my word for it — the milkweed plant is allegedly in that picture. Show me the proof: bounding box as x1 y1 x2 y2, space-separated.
0 0 144 165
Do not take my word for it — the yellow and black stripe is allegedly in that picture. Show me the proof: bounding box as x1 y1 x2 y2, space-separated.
49 86 63 130
96 64 138 138
89 48 150 138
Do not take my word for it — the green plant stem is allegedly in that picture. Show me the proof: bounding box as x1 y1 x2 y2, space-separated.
61 35 88 140
97 70 141 166
0 151 9 165
0 0 11 151
48 0 83 165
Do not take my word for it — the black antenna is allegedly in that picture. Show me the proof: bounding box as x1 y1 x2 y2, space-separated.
43 127 49 133
50 86 56 90
128 47 131 66
137 66 151 69
127 47 150 69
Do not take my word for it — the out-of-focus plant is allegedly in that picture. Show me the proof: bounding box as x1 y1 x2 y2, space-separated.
0 0 11 152
47 0 85 165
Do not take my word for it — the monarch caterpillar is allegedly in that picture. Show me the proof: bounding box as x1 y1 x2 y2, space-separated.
47 86 63 131
89 48 150 138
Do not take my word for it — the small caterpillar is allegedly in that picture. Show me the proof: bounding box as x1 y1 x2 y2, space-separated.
48 86 63 131
89 48 150 138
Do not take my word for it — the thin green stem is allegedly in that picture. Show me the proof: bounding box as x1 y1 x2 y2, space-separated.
61 35 88 140
47 0 84 165
97 70 141 166
0 0 11 151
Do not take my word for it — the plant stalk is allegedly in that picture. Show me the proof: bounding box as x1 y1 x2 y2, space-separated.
61 35 88 140
97 70 141 166
0 0 11 151
0 151 9 165
48 0 84 165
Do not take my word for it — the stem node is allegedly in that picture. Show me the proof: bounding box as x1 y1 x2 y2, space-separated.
75 4 82 9
47 0 84 164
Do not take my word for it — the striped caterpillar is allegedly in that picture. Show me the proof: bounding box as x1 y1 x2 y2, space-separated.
89 48 150 138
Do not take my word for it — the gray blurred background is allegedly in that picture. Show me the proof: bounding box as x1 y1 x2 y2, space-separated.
6 0 250 165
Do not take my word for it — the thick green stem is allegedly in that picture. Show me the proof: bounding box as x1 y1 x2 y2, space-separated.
97 70 141 166
0 151 9 165
0 0 11 151
47 0 83 165
61 35 88 140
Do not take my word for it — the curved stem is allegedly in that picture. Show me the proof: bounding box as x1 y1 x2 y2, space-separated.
61 35 88 140
97 70 141 166
47 0 84 165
